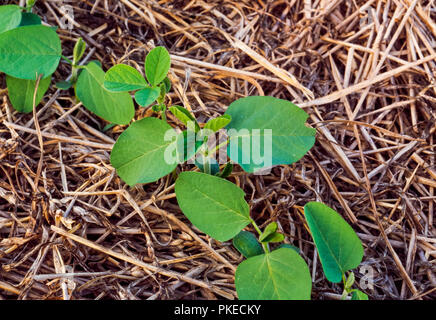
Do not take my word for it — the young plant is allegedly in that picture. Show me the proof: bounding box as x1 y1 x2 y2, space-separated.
0 3 61 112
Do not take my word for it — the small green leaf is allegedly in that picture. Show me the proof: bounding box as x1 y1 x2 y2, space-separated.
217 162 233 178
175 171 251 242
304 202 364 283
0 25 61 80
102 123 116 132
225 96 315 173
260 232 285 243
259 222 278 242
169 105 200 132
55 80 72 90
235 248 312 300
163 76 171 93
277 243 300 254
0 5 22 34
345 272 355 289
232 231 264 258
75 62 135 125
6 75 51 113
134 87 160 107
110 117 179 186
19 12 41 26
351 289 369 300
73 37 86 65
204 114 232 132
145 46 171 86
104 64 147 92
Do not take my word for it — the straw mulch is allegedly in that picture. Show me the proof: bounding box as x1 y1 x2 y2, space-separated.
0 0 435 300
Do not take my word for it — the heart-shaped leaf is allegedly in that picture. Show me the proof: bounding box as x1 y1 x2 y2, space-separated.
145 46 171 86
111 117 179 186
0 5 22 34
104 64 147 92
304 202 364 283
75 62 134 125
134 87 160 107
0 25 61 80
235 248 312 300
224 96 315 173
175 171 251 241
6 75 51 113
233 231 264 258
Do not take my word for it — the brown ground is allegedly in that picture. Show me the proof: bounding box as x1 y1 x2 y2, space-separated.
0 0 435 300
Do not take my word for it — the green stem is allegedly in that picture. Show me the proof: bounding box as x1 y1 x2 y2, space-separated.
250 218 270 253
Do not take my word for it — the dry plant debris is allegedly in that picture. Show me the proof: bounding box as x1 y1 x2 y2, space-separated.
0 0 435 300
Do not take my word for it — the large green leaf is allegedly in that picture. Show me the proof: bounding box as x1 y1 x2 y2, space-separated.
232 231 264 258
0 5 22 34
224 96 315 173
75 62 134 125
0 25 61 80
145 46 171 86
110 117 179 186
104 64 147 92
6 75 51 113
175 171 251 241
235 248 312 300
304 202 364 283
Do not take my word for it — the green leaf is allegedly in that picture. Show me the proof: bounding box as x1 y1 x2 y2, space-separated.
204 114 231 132
6 75 51 113
145 46 171 86
259 222 278 242
217 162 233 178
351 289 368 300
110 117 179 186
175 171 251 241
235 248 312 300
104 64 147 92
224 96 315 173
276 243 300 254
75 62 134 125
19 12 41 26
55 80 72 90
169 105 200 132
232 231 264 258
260 232 284 243
163 76 171 93
304 202 364 283
345 272 355 289
73 37 86 65
134 87 160 107
0 25 61 80
0 5 22 34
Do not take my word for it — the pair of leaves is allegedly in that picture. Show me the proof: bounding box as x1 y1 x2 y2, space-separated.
174 172 312 300
259 222 284 243
103 46 170 107
0 8 59 113
75 61 135 125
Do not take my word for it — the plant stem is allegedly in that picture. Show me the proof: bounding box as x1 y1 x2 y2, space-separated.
250 218 270 253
